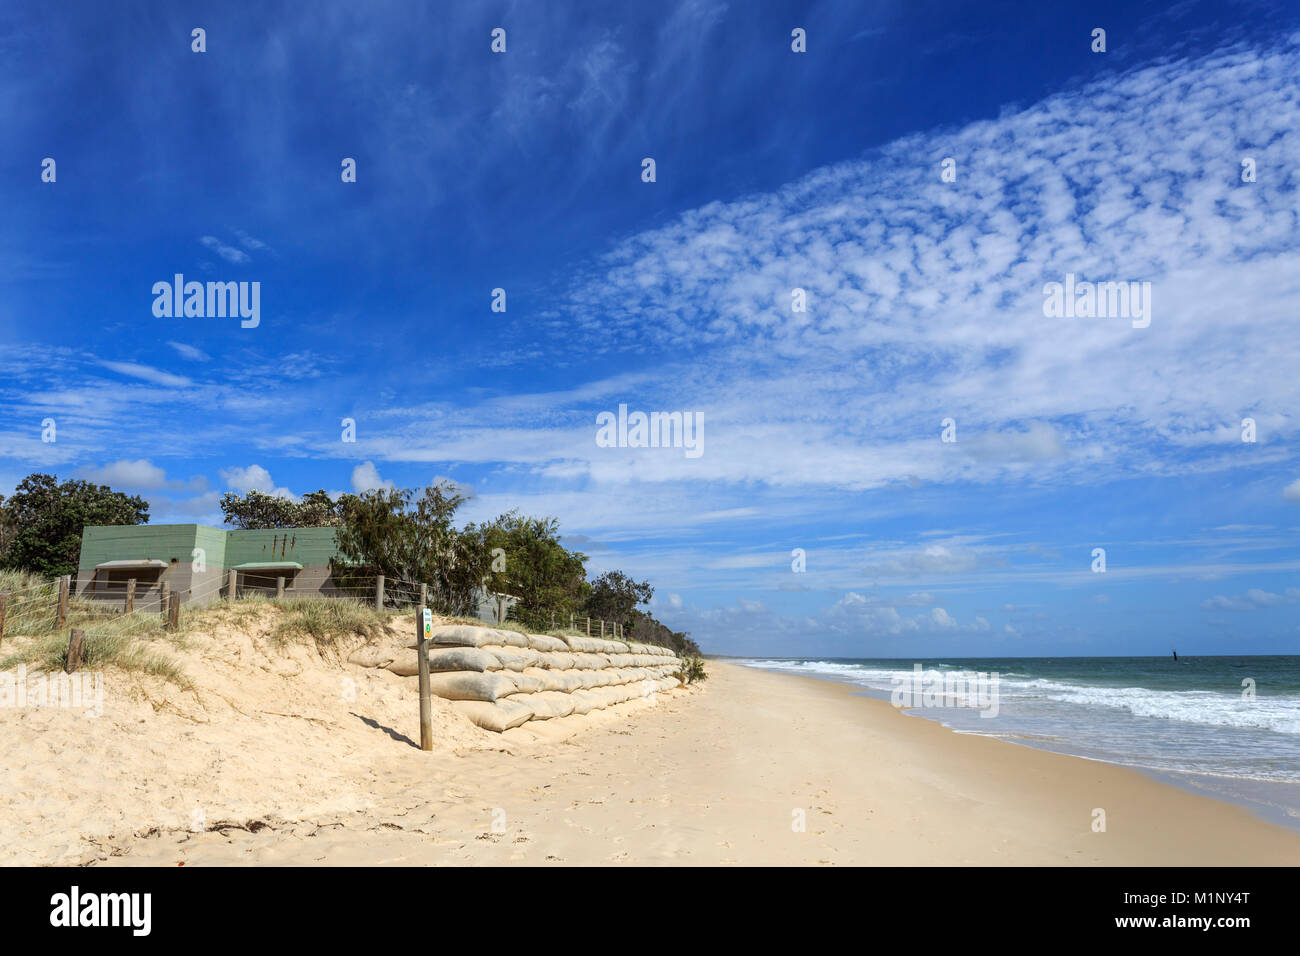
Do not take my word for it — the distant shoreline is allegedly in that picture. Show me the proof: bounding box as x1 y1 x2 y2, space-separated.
732 657 1300 838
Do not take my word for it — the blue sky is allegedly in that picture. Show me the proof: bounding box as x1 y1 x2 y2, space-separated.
3 1 1300 657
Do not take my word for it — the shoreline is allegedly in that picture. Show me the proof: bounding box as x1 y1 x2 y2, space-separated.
14 659 1295 865
731 657 1300 836
715 662 1300 865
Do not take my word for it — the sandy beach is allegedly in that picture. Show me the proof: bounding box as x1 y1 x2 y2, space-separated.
5 624 1299 866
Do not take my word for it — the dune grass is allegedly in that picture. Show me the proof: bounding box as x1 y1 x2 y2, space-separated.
0 570 190 686
0 616 189 688
267 596 396 652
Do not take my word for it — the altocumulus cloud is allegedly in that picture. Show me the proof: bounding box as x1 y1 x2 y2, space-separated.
549 39 1300 493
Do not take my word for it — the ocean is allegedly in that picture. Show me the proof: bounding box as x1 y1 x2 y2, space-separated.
733 655 1300 831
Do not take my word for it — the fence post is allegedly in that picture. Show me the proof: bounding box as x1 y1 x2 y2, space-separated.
419 583 427 608
375 574 385 608
160 582 170 621
600 619 605 638
125 578 136 614
167 592 180 631
0 592 6 644
417 605 433 752
56 575 70 628
276 576 286 600
66 628 85 673
585 616 591 636
569 612 574 631
227 569 237 600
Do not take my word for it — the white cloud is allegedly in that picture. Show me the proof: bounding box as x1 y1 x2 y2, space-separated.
351 460 396 493
97 360 191 388
78 459 205 492
220 464 294 499
1201 587 1300 611
200 235 251 264
167 341 210 361
1283 479 1300 503
80 458 168 489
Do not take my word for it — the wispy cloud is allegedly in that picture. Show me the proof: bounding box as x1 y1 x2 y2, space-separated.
167 341 210 362
200 235 251 264
96 360 191 388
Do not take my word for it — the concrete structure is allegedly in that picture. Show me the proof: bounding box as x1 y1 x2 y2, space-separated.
75 523 516 622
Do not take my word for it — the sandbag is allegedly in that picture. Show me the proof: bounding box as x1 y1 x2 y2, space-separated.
385 646 506 677
482 645 538 671
583 637 627 654
425 646 499 672
535 691 576 718
561 635 609 654
429 625 528 649
521 667 564 692
426 671 518 702
452 698 534 732
511 693 556 721
347 645 396 668
525 633 569 652
508 672 545 695
548 670 587 693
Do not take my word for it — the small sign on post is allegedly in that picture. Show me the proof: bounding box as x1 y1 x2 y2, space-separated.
417 606 433 751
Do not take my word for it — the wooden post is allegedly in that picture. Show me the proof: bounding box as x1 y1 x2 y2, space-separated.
419 583 427 608
125 578 136 614
167 591 180 630
569 612 574 631
600 619 605 638
416 605 433 752
66 628 85 673
585 616 591 636
0 593 6 644
56 575 70 628
227 569 237 600
276 576 286 600
375 574 385 608
160 582 170 621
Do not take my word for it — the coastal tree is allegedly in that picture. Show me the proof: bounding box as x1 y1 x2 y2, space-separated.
332 482 489 615
583 570 653 628
220 489 341 529
470 511 589 631
0 473 149 577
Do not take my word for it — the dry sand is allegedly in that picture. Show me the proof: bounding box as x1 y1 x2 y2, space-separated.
3 620 1298 865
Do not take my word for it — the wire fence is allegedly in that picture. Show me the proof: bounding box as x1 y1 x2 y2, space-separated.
0 571 628 644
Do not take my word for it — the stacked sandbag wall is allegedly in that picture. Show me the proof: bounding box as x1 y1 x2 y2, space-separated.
354 624 683 733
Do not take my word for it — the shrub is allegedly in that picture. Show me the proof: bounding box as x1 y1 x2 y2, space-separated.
677 656 708 685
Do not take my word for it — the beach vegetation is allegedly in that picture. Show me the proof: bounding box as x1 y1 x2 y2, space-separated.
0 474 149 578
